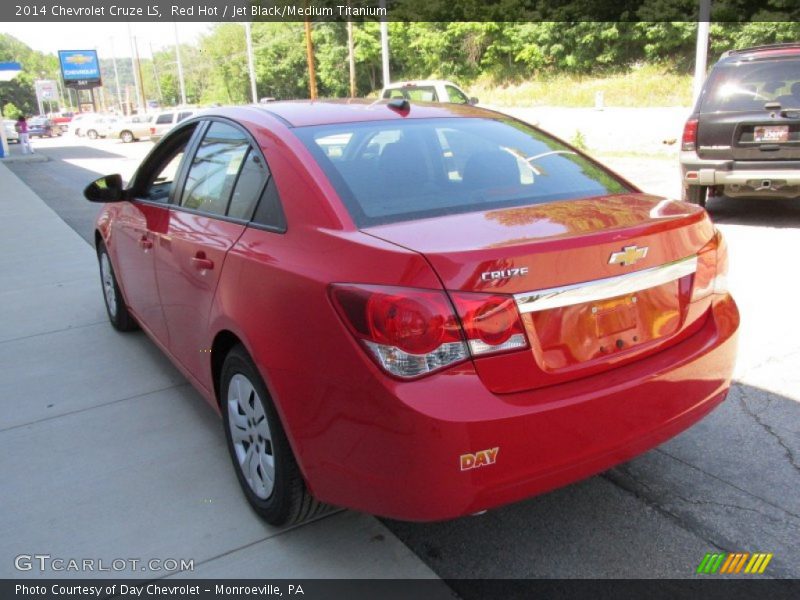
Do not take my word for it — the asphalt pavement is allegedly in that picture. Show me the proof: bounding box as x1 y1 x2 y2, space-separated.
2 131 798 584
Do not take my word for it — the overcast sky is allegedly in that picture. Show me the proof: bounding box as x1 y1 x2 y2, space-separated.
0 22 213 59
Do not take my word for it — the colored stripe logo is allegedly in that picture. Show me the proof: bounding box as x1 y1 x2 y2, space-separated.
696 552 773 574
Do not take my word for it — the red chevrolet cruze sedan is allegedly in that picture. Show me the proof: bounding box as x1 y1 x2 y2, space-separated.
85 100 739 525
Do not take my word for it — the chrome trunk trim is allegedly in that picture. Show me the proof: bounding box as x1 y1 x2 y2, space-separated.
514 256 698 313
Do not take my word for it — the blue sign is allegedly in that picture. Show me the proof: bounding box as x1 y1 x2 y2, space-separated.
58 50 101 85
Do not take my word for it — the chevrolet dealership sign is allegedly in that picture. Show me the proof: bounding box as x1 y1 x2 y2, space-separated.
58 50 102 88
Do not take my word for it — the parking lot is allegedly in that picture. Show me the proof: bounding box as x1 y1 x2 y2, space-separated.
2 121 799 584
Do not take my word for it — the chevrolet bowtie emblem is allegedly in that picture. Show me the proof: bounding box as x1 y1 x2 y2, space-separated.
609 245 648 266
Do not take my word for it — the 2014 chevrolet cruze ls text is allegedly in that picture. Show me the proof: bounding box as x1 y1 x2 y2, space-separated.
85 100 739 525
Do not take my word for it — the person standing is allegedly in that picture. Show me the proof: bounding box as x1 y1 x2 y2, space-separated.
15 116 33 154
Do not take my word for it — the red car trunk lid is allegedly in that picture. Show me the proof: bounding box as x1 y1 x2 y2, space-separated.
363 193 717 393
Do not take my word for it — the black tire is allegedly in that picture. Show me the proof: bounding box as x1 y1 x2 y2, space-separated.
97 241 138 332
87 129 98 140
683 184 707 208
120 130 135 143
221 344 327 526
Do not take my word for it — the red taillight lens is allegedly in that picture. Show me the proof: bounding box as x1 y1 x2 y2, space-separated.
692 230 729 301
330 285 530 378
449 293 528 356
150 127 156 135
331 284 466 378
682 118 698 151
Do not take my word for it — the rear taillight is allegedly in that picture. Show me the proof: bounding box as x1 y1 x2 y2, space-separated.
330 284 529 379
681 118 698 151
150 127 156 135
449 292 528 356
692 230 729 301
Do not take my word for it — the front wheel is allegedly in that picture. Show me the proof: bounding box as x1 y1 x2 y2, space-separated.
682 184 707 208
221 345 327 526
97 241 138 332
86 129 98 140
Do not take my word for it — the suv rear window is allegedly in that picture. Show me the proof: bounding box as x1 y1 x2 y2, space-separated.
700 57 800 112
296 118 629 227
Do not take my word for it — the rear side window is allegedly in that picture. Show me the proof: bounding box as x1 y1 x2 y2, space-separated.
177 111 193 122
384 86 438 102
295 117 629 227
155 113 173 125
700 57 800 112
180 122 249 216
228 148 269 220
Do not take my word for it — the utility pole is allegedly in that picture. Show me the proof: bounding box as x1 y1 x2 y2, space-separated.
245 22 258 103
379 0 389 87
127 23 143 113
347 20 356 97
133 36 147 113
693 0 712 105
109 37 124 112
304 20 317 99
149 42 164 104
173 22 188 106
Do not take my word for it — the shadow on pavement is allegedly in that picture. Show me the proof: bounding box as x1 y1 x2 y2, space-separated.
707 195 800 229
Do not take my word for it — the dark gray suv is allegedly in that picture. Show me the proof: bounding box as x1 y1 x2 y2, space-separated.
680 43 800 207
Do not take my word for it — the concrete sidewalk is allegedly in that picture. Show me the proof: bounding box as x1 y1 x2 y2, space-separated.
0 162 444 582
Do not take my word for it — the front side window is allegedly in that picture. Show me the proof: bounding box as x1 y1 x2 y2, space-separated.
180 122 249 216
296 118 630 227
446 85 470 104
135 123 199 203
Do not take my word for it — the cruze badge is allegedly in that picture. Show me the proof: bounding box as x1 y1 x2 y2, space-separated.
609 245 648 267
481 267 529 282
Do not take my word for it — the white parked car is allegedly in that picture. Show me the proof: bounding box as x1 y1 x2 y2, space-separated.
381 80 478 105
104 115 154 143
3 119 19 143
68 113 97 137
149 108 197 143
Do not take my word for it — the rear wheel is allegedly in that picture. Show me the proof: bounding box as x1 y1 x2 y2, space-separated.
97 241 138 332
682 184 707 208
221 344 327 526
120 130 135 143
87 129 98 140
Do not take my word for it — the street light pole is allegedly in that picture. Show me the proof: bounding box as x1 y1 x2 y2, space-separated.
109 37 124 113
304 19 317 99
347 20 356 98
693 0 712 105
127 23 143 114
379 0 389 87
173 22 188 106
245 22 258 103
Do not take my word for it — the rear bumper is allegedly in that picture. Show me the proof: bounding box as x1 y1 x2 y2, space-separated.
680 151 800 197
300 294 739 521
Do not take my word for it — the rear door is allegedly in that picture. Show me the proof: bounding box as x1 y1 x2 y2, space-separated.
697 55 800 162
154 120 269 383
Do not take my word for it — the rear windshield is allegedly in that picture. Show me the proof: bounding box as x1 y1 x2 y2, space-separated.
700 57 800 112
295 117 630 227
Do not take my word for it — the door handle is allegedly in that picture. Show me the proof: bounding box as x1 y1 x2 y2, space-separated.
191 254 214 271
138 235 153 250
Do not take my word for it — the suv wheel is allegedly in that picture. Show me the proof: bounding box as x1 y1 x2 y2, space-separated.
221 344 328 526
683 185 707 208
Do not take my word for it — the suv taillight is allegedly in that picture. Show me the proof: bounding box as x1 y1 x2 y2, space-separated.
330 284 529 379
692 230 729 301
150 127 156 135
682 118 698 152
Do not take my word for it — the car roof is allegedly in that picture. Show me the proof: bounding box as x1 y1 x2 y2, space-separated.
383 79 458 89
721 43 800 62
213 99 493 128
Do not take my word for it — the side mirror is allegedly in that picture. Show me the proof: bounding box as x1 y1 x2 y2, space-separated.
84 174 125 203
469 97 480 106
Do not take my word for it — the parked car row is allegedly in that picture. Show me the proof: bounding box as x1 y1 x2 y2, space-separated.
69 108 199 144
